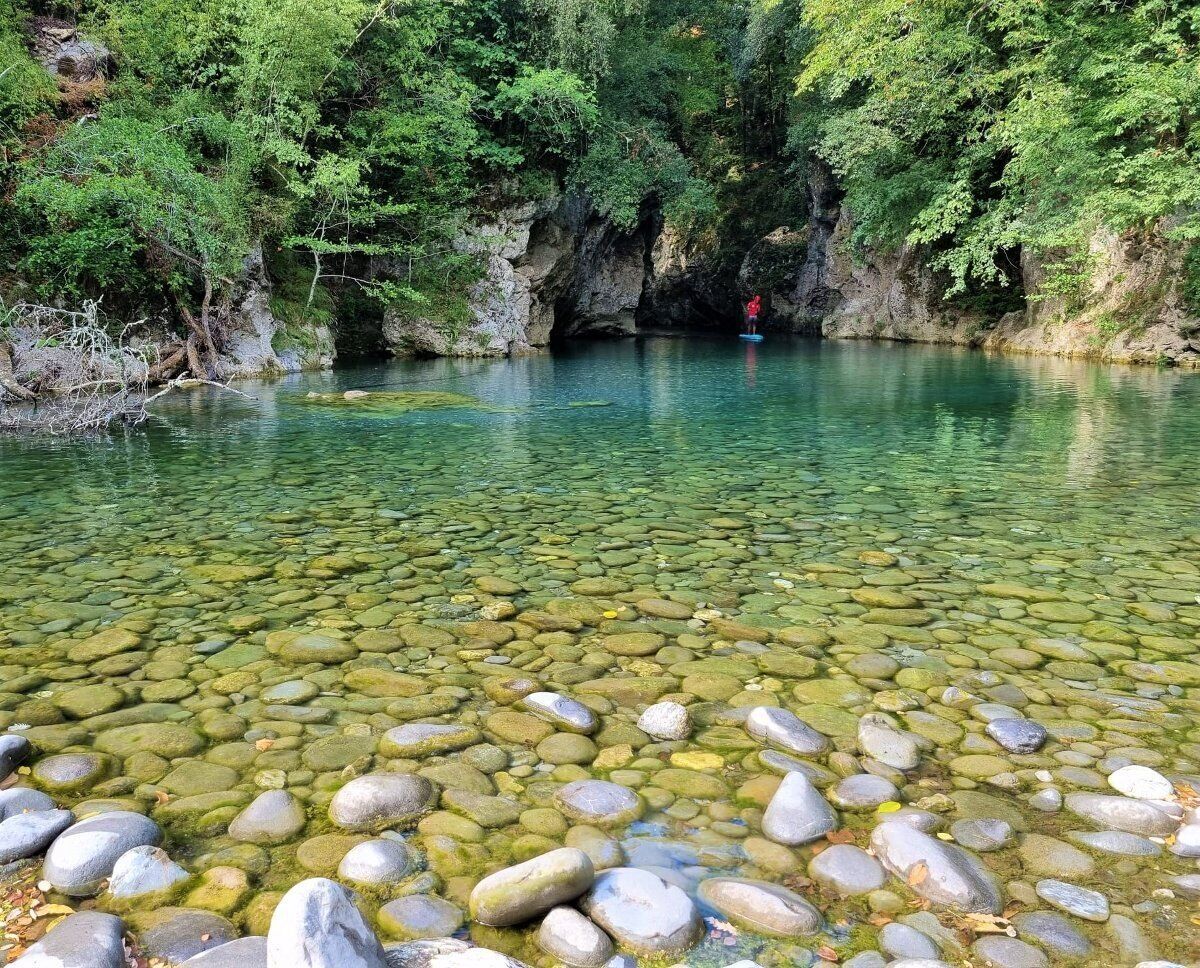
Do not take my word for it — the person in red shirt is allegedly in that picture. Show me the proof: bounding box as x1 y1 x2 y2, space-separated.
745 294 762 334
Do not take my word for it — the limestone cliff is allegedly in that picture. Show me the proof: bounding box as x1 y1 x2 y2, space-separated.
752 164 1200 367
380 195 659 357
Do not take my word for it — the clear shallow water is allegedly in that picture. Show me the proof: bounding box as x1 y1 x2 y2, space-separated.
2 337 1200 963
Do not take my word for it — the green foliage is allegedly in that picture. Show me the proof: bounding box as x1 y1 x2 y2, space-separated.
15 108 254 302
0 1 55 161
494 68 599 160
1183 244 1200 316
793 0 1200 296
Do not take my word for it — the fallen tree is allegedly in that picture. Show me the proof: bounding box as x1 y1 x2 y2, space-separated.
0 299 247 434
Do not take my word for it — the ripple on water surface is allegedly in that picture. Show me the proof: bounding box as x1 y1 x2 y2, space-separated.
1 337 1199 964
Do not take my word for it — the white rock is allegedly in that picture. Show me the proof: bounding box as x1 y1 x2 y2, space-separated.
636 703 690 741
1108 765 1173 801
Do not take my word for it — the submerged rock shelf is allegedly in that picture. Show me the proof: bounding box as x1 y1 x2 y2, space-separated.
0 341 1198 967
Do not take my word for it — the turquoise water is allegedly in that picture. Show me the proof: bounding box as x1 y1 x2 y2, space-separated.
2 336 1200 962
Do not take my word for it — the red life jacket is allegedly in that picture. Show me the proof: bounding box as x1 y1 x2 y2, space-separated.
747 297 761 315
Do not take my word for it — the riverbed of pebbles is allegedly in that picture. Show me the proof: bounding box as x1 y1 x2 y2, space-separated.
1 387 1199 967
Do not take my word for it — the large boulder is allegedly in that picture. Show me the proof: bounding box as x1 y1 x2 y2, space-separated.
697 878 822 938
43 810 162 896
267 878 388 968
469 848 594 927
328 775 436 832
580 868 703 956
228 791 307 844
870 823 1003 914
11 911 126 968
0 809 74 864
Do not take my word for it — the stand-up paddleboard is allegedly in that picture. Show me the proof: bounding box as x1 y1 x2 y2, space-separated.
739 333 764 342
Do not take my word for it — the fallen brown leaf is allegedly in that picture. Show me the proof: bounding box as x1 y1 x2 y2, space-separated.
907 862 929 887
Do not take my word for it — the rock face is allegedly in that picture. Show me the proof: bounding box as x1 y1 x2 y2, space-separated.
580 868 703 956
221 246 335 378
756 161 1200 366
12 911 126 968
43 810 162 897
469 848 595 926
267 878 388 968
379 195 657 358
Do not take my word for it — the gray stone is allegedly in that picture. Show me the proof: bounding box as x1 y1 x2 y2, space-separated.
107 845 189 898
181 937 268 968
746 707 829 756
880 923 939 960
0 788 55 820
1027 788 1062 812
328 774 436 832
843 955 886 968
470 847 594 926
522 693 599 735
141 909 237 963
378 895 463 940
581 868 703 956
0 734 32 779
870 823 1002 914
31 754 110 794
971 936 1048 968
757 750 837 786
554 781 643 828
416 951 528 968
11 911 125 968
827 773 897 810
1169 823 1200 857
0 809 73 864
228 790 307 844
267 878 388 968
1011 911 1093 957
536 907 614 968
339 839 416 885
1066 830 1160 856
762 772 837 846
381 940 470 968
985 719 1047 754
636 702 690 741
858 714 920 770
380 724 481 759
261 681 321 705
1034 879 1109 922
1107 765 1173 800
1169 874 1200 897
696 877 822 938
1063 793 1178 836
806 843 885 896
44 810 162 896
950 819 1014 852
1107 913 1158 964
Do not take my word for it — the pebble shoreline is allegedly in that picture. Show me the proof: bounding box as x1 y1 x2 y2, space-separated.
1 474 1200 965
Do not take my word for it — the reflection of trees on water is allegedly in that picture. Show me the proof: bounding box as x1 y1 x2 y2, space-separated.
3 338 1198 596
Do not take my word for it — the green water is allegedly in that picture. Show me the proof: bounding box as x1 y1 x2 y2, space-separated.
2 336 1200 962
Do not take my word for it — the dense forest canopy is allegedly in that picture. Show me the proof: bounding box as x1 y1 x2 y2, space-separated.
1 0 1197 336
